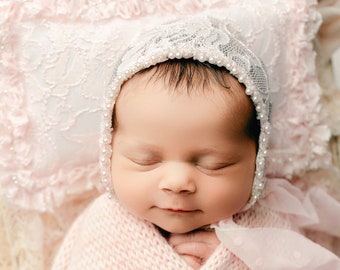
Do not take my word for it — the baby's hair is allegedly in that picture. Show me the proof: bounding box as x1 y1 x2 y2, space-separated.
114 59 260 147
139 58 233 93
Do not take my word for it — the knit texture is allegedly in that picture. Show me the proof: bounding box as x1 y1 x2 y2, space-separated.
52 194 293 270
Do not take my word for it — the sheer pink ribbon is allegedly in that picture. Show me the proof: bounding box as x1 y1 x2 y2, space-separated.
213 178 340 269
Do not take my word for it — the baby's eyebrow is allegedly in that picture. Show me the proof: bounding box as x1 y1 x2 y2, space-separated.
196 147 226 155
121 140 162 152
195 145 239 155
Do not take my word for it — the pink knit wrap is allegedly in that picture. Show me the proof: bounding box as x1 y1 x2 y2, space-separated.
52 177 340 269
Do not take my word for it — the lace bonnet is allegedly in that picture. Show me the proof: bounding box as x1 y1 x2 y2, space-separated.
100 15 271 208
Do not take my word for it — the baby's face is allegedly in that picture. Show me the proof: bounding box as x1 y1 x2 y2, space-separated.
111 71 256 233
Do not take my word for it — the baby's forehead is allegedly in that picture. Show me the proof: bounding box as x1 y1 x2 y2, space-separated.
117 62 254 127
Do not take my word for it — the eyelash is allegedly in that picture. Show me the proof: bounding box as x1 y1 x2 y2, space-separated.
195 163 230 171
129 157 161 167
129 157 231 171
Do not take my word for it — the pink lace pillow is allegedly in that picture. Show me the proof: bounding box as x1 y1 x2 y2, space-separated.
0 0 330 211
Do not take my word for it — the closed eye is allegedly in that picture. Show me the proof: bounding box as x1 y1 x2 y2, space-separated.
195 162 233 171
129 157 161 167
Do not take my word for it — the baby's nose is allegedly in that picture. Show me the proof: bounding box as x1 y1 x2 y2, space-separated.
158 162 197 194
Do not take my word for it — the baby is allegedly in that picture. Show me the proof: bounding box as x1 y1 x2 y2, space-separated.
110 58 257 268
52 16 340 269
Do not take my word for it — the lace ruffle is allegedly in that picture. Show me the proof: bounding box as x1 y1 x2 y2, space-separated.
0 0 225 22
265 0 332 178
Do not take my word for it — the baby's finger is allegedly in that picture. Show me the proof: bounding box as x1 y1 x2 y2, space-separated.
169 230 219 246
180 254 202 270
173 241 212 260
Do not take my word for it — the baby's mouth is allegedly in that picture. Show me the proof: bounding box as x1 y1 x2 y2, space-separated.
160 207 200 214
163 208 193 213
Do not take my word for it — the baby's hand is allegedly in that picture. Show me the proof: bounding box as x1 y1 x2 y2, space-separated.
168 229 220 269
